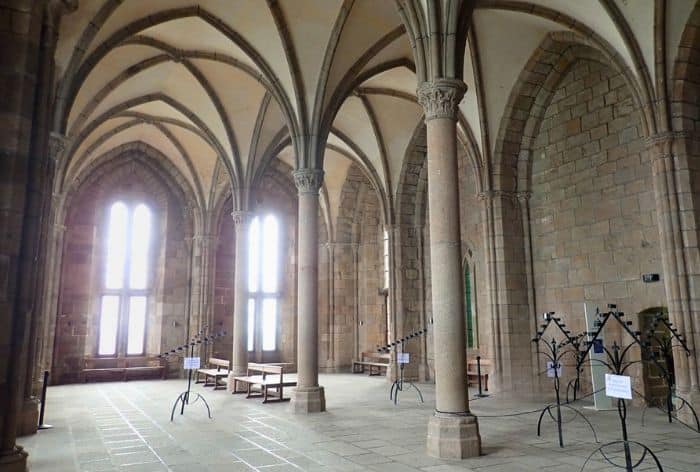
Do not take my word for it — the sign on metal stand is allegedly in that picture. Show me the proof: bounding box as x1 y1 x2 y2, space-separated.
584 303 612 410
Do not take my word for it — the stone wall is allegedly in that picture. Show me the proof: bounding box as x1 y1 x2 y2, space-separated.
529 59 666 392
253 169 298 365
212 199 235 359
52 158 190 383
322 164 387 371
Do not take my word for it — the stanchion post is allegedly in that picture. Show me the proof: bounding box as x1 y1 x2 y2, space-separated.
477 356 483 396
38 370 52 430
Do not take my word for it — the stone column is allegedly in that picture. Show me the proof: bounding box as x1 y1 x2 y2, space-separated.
229 211 252 382
290 168 326 413
0 2 47 470
517 191 541 391
647 132 700 417
417 79 481 459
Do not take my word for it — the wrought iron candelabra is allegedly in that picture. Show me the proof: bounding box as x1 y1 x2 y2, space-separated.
378 328 427 405
579 306 664 472
158 325 227 421
639 312 699 431
532 313 597 448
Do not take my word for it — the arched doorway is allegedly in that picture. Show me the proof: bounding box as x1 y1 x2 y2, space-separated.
638 307 673 406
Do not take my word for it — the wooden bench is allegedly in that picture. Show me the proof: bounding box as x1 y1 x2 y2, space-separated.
352 352 390 375
195 357 230 390
467 358 491 391
232 363 296 403
82 357 165 382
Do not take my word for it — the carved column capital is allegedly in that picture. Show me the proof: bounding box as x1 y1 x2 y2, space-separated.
516 191 532 203
48 132 68 162
231 210 254 226
293 168 324 195
416 79 467 121
192 234 218 248
477 190 527 205
645 131 692 166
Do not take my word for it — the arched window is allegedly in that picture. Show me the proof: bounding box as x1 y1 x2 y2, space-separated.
98 201 152 356
383 229 391 345
464 263 477 349
247 214 280 353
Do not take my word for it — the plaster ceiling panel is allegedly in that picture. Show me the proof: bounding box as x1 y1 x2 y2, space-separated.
327 132 359 159
613 0 655 86
190 58 266 169
71 116 134 169
473 9 561 153
364 94 422 197
140 17 259 72
332 96 385 187
361 66 418 98
162 123 217 201
80 61 231 163
206 0 299 119
126 101 197 128
249 100 288 175
83 1 296 117
56 0 108 78
359 34 414 79
459 40 483 156
71 124 195 193
667 0 697 80
322 0 403 110
275 145 295 170
533 0 637 77
322 147 353 231
275 0 344 119
68 44 162 132
86 0 207 57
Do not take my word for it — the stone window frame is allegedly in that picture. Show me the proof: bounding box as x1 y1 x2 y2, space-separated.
246 211 285 355
462 251 479 350
94 193 160 359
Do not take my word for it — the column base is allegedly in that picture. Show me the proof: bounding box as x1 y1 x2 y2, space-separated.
0 446 28 472
426 412 481 459
17 398 39 436
676 387 700 426
290 386 326 413
227 371 246 393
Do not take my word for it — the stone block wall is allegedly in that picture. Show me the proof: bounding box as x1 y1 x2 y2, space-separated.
530 59 666 390
321 164 386 371
52 158 190 383
212 201 235 359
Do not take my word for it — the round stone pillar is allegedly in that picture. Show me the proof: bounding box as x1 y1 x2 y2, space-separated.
417 79 481 459
228 211 253 387
290 168 326 413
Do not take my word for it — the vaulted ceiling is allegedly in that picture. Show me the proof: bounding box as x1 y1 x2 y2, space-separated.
52 0 698 232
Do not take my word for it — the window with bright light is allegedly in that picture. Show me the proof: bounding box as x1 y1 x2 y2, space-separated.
247 214 280 352
383 229 391 345
98 201 152 356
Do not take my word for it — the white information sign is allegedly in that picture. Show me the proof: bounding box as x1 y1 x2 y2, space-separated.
605 373 632 400
183 357 201 370
546 361 562 378
397 352 410 364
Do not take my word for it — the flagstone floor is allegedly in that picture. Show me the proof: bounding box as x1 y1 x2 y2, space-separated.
20 374 700 471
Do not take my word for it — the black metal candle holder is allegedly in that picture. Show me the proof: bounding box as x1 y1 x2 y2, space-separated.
639 313 699 432
378 328 427 405
532 313 597 448
158 325 227 421
579 305 664 472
